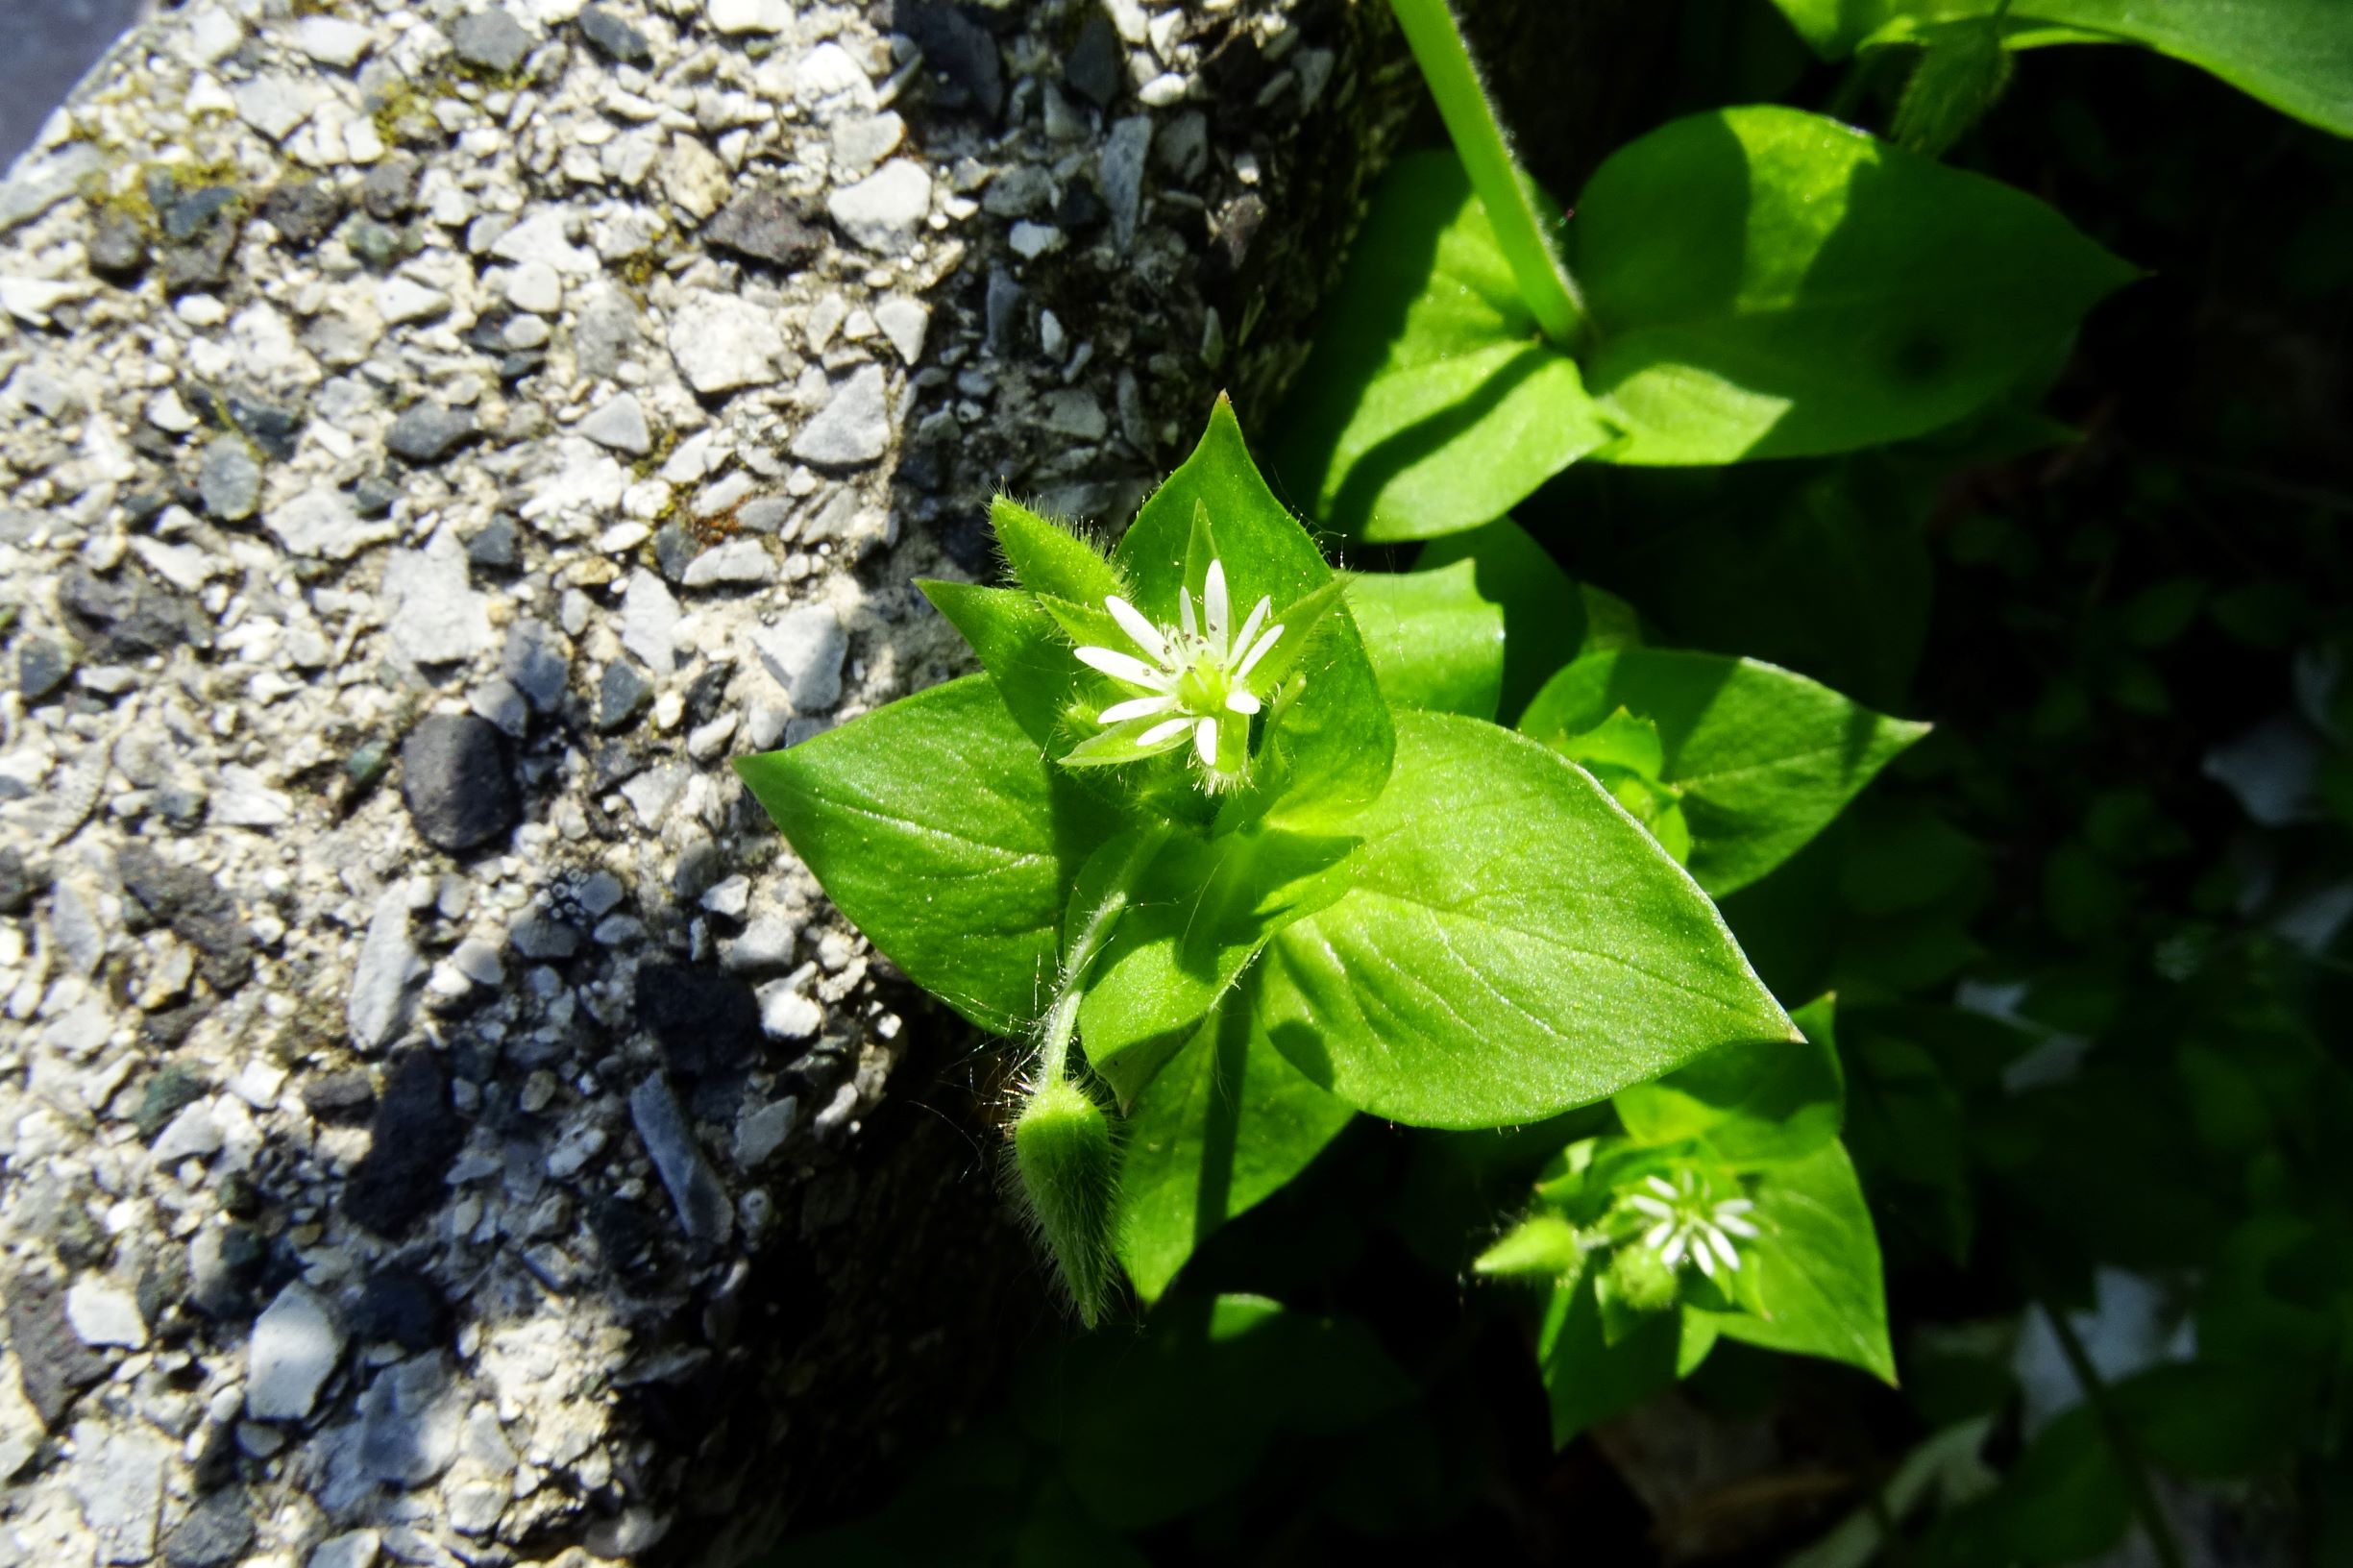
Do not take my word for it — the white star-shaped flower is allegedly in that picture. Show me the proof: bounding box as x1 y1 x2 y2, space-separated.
1073 556 1284 781
1625 1169 1759 1279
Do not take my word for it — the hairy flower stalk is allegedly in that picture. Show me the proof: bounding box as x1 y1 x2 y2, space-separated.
1074 556 1284 789
1626 1170 1759 1279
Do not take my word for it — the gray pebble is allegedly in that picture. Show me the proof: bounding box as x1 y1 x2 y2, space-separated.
790 364 891 467
400 715 517 853
703 182 821 269
750 605 846 712
247 1284 343 1421
577 393 651 455
453 7 534 73
16 636 72 702
597 660 654 731
629 1075 732 1244
578 4 651 64
499 618 569 710
385 403 479 464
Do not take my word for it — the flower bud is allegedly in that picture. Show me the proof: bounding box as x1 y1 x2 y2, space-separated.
1013 1075 1122 1327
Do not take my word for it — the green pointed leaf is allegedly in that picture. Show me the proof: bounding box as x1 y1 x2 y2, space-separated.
735 674 1116 1036
1414 516 1643 724
1615 993 1847 1168
1473 1213 1591 1283
1250 711 1797 1130
1687 1139 1895 1382
1112 996 1356 1304
993 495 1128 606
1536 1272 1679 1447
919 579 1083 753
1271 152 1615 542
1522 648 1930 896
1573 106 2136 464
1770 0 2353 137
1078 825 1358 1105
1343 560 1505 721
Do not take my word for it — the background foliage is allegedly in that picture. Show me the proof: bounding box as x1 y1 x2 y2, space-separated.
764 2 2353 1562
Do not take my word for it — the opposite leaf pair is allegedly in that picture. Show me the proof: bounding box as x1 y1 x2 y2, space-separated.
737 401 1799 1322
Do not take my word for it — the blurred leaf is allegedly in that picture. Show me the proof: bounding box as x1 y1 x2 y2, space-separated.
1343 559 1506 720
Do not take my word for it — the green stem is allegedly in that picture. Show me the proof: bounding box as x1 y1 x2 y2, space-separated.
1036 825 1171 1086
1387 0 1584 350
2043 1303 2189 1568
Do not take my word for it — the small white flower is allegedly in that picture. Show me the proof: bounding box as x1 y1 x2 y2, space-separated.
1624 1169 1759 1280
1073 555 1284 782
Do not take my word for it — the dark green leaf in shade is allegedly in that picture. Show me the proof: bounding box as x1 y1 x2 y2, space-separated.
1076 825 1358 1106
1112 995 1357 1304
734 674 1115 1036
1415 515 1644 724
1521 647 1931 895
1249 711 1797 1129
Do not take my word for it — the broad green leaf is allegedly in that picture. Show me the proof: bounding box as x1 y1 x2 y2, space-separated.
1769 0 2353 137
992 495 1127 606
1250 711 1797 1130
1616 994 1847 1167
1521 648 1930 896
1343 560 1505 720
1112 996 1356 1304
1078 825 1358 1105
1536 1273 1679 1446
1415 516 1643 724
1688 1139 1895 1382
735 675 1115 1036
1271 152 1615 542
1572 106 2136 464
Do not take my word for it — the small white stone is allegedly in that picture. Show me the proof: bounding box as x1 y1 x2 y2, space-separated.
750 606 847 712
504 260 564 314
873 296 929 364
185 7 245 65
247 1284 344 1421
621 568 681 673
790 364 892 467
451 938 504 988
377 276 452 325
151 1100 227 1164
577 393 652 455
826 159 932 252
1139 72 1189 107
234 76 326 140
669 292 783 395
710 0 790 33
214 765 294 828
681 537 774 588
1009 221 1063 258
66 1278 148 1349
757 981 822 1040
295 15 374 67
348 887 422 1052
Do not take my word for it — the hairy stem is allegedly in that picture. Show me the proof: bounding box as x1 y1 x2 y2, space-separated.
1388 0 1585 350
2043 1302 2189 1568
1037 824 1172 1086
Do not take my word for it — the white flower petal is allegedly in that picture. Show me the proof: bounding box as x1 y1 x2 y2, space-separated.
1718 1213 1760 1239
1716 1197 1754 1216
1179 585 1198 640
1642 1220 1675 1249
1658 1235 1686 1269
1709 1230 1742 1272
1234 622 1285 680
1105 596 1168 661
1194 716 1219 768
1627 1194 1674 1219
1138 717 1193 747
1644 1176 1679 1199
1225 691 1261 716
1204 558 1230 654
1074 646 1165 688
1231 597 1271 666
1694 1239 1717 1278
1100 695 1179 724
